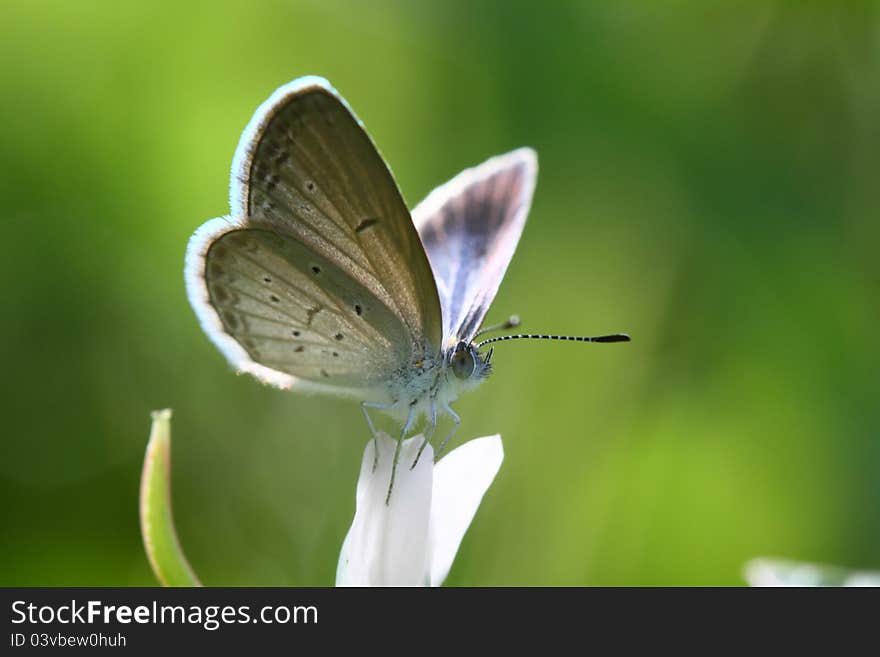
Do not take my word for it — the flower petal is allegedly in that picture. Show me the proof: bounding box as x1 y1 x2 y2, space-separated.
744 558 880 587
428 435 503 586
336 432 434 586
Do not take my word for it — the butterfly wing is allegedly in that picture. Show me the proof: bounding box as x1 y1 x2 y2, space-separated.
412 148 537 344
186 77 443 393
187 217 418 395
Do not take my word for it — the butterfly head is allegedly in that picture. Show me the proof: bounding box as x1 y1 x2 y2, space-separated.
449 340 492 381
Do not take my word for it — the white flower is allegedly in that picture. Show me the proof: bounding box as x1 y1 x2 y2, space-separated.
336 432 503 586
745 558 880 587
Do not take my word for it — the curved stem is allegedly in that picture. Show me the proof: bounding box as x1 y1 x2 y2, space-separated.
139 409 202 587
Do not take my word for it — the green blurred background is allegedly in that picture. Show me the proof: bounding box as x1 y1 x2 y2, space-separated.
1 0 878 586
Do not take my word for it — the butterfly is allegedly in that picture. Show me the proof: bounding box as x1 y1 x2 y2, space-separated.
185 76 629 499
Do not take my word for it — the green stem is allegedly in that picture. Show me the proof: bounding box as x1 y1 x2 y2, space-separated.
139 409 201 586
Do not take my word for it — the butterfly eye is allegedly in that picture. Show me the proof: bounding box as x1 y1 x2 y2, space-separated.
451 342 476 380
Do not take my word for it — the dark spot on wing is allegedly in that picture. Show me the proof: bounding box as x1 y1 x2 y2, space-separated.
269 294 280 303
294 346 304 353
354 304 363 316
335 333 344 341
321 369 329 377
306 181 315 192
332 352 339 357
311 265 321 274
263 276 271 283
291 330 300 337
355 218 379 233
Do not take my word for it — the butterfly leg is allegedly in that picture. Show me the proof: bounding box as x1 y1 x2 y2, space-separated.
386 401 417 505
410 394 438 470
361 401 395 472
435 402 461 459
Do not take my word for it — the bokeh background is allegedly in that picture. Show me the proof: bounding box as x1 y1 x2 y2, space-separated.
2 0 878 586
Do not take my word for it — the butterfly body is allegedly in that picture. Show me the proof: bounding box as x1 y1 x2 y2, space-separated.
378 340 491 425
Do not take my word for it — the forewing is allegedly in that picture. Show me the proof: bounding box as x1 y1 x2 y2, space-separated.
412 148 537 344
186 76 444 392
229 76 442 351
186 218 409 394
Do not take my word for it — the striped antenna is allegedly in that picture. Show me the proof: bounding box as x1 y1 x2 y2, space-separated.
475 333 631 348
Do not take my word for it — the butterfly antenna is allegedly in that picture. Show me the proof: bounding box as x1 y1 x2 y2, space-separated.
473 315 521 339
475 333 631 349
